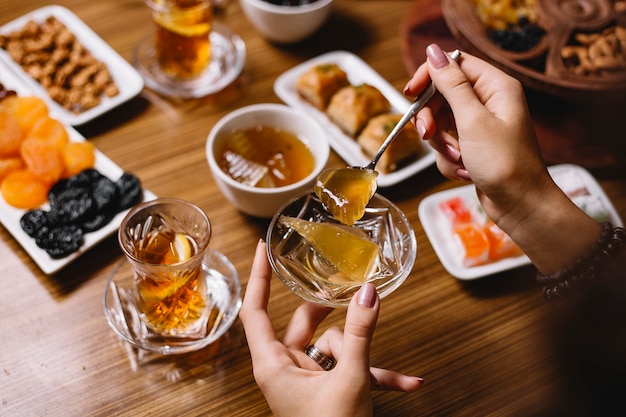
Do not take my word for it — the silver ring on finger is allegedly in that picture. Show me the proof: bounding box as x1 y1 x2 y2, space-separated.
305 345 336 371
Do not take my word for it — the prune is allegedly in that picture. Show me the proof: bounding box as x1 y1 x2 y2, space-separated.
20 209 50 237
35 225 84 259
80 212 114 233
19 168 143 259
92 175 118 212
116 173 143 211
67 168 104 189
53 190 96 224
488 21 546 52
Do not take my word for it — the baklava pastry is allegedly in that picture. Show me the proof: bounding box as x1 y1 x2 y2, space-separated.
326 84 391 137
295 63 350 110
357 113 423 173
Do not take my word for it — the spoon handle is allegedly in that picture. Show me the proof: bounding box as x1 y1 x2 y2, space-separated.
364 49 461 171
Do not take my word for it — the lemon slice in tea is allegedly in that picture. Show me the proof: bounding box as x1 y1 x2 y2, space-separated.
279 216 380 283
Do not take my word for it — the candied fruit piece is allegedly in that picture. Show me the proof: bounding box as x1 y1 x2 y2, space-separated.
20 137 65 184
279 215 380 282
0 111 24 157
452 222 490 267
484 220 523 260
314 168 378 226
62 141 95 178
1 169 49 209
439 197 472 227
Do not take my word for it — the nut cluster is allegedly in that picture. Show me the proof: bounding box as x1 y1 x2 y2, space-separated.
561 25 626 76
0 16 119 114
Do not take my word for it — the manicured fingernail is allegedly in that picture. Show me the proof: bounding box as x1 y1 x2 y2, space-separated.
427 44 449 69
445 143 461 162
358 283 377 308
456 167 471 180
403 80 412 95
416 119 427 138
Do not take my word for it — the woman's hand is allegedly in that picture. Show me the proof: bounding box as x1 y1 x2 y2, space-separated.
404 44 601 274
239 240 423 417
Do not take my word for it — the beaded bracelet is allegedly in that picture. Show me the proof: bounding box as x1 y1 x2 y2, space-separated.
537 222 626 300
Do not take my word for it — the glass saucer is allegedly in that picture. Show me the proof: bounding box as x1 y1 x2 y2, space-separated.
103 248 242 355
133 21 246 98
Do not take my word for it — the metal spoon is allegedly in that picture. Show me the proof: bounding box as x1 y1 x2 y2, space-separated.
315 50 462 226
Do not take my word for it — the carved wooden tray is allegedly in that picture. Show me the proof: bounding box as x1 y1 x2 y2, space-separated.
441 0 626 100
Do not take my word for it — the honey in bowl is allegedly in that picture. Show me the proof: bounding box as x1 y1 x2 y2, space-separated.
217 125 315 188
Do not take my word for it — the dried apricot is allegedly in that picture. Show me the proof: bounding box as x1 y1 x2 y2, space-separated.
62 142 96 178
0 111 23 157
1 169 49 209
20 137 65 184
0 157 24 182
27 116 69 150
12 96 49 135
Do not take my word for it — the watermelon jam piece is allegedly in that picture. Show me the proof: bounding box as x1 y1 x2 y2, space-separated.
439 196 472 229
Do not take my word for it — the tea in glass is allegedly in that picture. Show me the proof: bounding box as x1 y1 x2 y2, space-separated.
146 0 212 79
118 198 212 337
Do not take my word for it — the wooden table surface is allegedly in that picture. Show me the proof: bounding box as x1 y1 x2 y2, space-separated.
1 1 624 416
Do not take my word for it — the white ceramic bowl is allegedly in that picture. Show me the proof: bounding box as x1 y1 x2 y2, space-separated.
238 0 334 44
206 103 330 218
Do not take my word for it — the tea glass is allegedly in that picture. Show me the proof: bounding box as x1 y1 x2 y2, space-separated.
146 0 213 79
134 0 246 98
104 198 241 354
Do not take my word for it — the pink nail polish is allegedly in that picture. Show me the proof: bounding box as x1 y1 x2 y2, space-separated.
445 143 461 162
403 80 412 95
358 283 377 308
426 44 449 69
416 119 427 138
456 167 471 181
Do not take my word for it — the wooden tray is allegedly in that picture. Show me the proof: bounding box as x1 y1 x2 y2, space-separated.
400 0 626 169
440 0 626 100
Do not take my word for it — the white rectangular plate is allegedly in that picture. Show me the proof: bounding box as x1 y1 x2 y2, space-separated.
274 50 435 188
0 68 155 275
418 164 623 280
0 5 144 126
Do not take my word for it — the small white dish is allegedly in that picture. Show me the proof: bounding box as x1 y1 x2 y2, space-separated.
206 103 330 218
0 5 144 126
0 68 155 275
274 50 436 188
418 164 623 280
133 21 246 98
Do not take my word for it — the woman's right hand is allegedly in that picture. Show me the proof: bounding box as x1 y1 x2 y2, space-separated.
404 44 601 275
405 44 549 228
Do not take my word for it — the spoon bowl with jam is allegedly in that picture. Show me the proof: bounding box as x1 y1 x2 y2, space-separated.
315 50 461 226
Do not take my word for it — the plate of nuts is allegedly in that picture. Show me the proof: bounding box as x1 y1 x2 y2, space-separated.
0 5 144 126
441 0 626 100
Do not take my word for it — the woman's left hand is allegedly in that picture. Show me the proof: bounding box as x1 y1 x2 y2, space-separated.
239 240 423 417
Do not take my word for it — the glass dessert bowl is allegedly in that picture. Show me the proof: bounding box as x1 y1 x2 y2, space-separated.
266 192 417 307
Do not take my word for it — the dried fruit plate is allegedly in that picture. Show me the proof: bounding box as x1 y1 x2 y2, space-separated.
0 68 155 275
418 164 623 280
0 5 144 126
